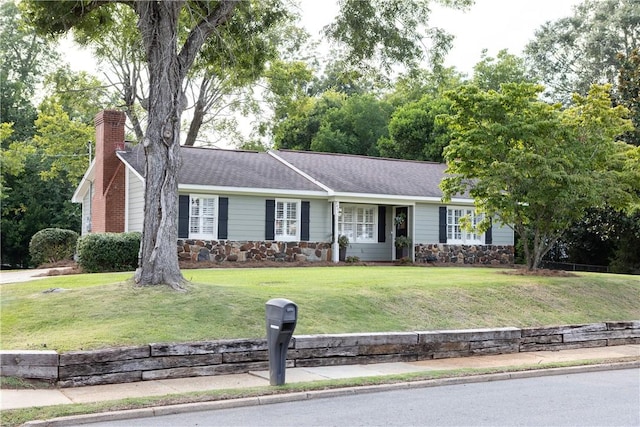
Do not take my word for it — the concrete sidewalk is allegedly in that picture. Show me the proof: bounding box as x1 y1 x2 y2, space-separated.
2 344 638 412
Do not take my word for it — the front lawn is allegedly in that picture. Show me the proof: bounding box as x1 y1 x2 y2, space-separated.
1 267 638 351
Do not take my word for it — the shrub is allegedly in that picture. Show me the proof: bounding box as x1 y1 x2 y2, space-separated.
76 232 141 273
345 256 360 263
29 228 79 267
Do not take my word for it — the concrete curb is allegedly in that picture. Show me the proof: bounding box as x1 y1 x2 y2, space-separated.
22 361 639 427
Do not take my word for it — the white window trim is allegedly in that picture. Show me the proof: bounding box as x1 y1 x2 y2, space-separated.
189 194 218 240
338 204 378 244
447 207 483 245
275 198 300 241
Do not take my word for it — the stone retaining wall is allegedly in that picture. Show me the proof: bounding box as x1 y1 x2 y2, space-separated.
415 244 514 265
177 240 514 265
177 240 332 263
2 321 637 387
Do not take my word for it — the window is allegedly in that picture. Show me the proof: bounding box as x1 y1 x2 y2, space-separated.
189 195 217 239
447 207 482 244
275 199 299 240
338 204 377 243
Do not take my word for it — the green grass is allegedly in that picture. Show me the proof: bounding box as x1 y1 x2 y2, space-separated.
1 267 639 351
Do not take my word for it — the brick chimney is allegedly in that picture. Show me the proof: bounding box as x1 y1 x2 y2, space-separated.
92 110 127 233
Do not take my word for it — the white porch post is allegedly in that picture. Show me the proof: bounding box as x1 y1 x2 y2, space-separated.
332 201 340 263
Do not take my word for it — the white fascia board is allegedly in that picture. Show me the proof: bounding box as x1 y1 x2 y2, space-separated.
329 192 474 206
178 184 328 199
71 158 96 203
266 150 335 195
116 152 145 187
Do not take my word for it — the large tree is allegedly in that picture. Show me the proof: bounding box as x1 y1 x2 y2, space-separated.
525 0 640 105
440 83 636 271
23 0 469 287
0 1 58 144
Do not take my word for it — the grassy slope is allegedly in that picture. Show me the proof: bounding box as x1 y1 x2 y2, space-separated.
1 267 638 351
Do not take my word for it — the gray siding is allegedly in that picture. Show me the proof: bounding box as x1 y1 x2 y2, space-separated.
309 200 332 242
226 195 265 240
414 203 440 244
345 242 393 262
227 196 331 242
127 169 145 233
492 222 514 245
81 191 91 235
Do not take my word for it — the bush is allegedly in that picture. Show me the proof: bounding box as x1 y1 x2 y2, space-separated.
76 232 141 273
29 228 79 267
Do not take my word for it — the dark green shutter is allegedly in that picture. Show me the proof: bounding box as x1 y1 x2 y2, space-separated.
301 201 310 241
485 217 493 245
218 197 228 239
265 199 275 240
378 206 386 242
439 206 447 243
178 195 189 238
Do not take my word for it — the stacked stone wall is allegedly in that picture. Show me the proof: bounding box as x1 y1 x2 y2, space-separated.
2 322 637 387
177 240 332 263
415 244 514 265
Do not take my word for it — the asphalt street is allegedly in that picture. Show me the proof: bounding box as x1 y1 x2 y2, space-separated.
71 368 640 427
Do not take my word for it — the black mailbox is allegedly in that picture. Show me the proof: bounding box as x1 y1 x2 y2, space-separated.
265 298 298 386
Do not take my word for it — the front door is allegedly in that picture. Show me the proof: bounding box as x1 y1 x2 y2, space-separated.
394 207 409 259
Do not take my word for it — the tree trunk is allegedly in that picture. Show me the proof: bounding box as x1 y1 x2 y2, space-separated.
132 1 237 287
134 2 185 288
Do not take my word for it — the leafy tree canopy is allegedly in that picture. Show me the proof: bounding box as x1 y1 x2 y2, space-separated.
440 83 636 270
525 0 640 104
0 1 58 144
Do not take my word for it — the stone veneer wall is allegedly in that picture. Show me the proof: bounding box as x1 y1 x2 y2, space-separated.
177 240 514 265
2 322 637 387
178 240 333 263
415 244 514 265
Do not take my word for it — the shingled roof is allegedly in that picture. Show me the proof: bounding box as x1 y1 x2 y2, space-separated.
274 150 447 198
120 145 326 193
119 146 449 199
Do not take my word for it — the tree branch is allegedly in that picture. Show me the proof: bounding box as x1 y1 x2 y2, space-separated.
177 0 238 81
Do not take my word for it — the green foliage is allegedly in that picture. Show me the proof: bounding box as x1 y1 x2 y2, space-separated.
440 83 636 270
76 233 141 273
378 94 450 161
472 49 535 91
274 91 392 156
1 154 81 268
525 0 640 104
326 0 472 71
345 256 361 263
617 48 640 146
1 1 58 145
29 228 78 267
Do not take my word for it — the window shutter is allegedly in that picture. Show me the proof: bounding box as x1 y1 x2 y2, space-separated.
265 199 275 240
301 201 310 241
178 195 189 238
378 206 386 242
439 206 447 243
485 217 493 245
218 197 228 239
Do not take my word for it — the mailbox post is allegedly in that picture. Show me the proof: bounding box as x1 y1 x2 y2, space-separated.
265 298 297 386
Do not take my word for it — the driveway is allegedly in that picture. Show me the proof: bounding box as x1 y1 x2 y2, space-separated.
0 267 72 284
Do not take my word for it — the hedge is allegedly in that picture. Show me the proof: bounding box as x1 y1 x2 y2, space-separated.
29 228 79 267
76 232 140 273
